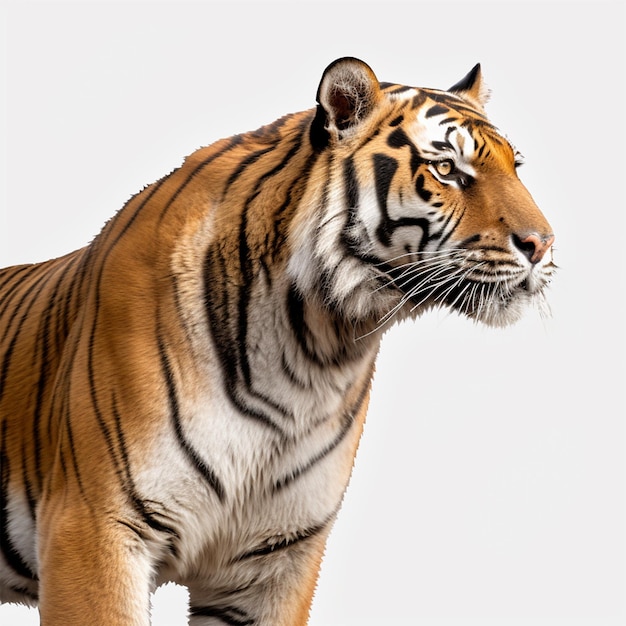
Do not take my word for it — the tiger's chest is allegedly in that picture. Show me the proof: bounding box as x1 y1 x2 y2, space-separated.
135 361 371 582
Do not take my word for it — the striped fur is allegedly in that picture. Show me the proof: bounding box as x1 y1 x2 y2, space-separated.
0 58 555 625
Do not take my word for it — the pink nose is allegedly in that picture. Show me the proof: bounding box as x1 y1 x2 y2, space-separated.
516 233 555 264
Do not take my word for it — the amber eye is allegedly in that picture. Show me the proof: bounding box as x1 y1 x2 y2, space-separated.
434 159 454 177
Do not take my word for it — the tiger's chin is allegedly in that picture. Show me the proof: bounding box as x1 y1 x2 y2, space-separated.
446 284 552 328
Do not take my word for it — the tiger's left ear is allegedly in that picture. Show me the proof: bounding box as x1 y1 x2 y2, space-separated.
448 63 490 110
315 57 382 138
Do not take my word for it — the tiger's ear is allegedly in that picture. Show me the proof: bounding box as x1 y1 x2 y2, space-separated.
315 57 382 137
448 63 490 110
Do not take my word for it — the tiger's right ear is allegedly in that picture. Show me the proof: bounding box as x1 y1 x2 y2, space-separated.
448 63 490 111
313 57 382 145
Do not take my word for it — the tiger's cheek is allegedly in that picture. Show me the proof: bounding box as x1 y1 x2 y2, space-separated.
368 161 437 257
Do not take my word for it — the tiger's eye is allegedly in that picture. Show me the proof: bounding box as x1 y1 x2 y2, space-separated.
434 160 454 176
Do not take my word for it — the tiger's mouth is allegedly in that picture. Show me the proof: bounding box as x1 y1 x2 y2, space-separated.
375 255 551 328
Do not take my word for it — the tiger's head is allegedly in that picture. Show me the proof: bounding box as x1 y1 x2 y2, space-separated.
288 57 555 331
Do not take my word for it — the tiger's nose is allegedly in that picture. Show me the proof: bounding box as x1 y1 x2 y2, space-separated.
513 233 555 264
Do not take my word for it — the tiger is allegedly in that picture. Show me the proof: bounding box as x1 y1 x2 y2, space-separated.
0 57 555 625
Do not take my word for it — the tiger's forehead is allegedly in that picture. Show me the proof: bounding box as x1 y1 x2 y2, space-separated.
380 83 514 166
381 83 489 122
412 99 478 163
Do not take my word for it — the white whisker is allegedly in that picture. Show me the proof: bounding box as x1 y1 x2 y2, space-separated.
361 239 553 334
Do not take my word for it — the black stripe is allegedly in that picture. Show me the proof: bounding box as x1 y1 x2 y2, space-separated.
42 287 88 499
337 155 364 258
86 173 170 263
425 104 450 118
373 153 432 250
250 114 296 140
203 247 285 434
0 265 40 321
381 83 414 95
5 584 38 601
343 154 360 211
273 373 371 492
0 421 38 580
31 255 83 498
236 518 329 561
287 280 363 369
411 90 429 111
422 89 488 119
60 400 89 500
110 401 180 552
81 352 182 551
387 126 426 176
0 254 84 509
226 146 275 195
286 284 325 367
280 352 310 390
20 438 38 526
235 130 309 389
310 103 330 151
156 134 244 224
373 153 399 247
432 139 452 152
157 334 225 501
0 265 32 308
262 149 320 280
203 126 319 431
432 206 464 247
415 173 433 202
189 605 255 626
0 266 60 403
272 411 352 492
84 261 127 492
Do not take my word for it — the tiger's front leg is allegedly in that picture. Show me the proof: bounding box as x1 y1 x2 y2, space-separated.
37 494 155 626
186 529 330 626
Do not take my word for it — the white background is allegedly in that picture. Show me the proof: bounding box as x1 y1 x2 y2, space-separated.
1 1 624 625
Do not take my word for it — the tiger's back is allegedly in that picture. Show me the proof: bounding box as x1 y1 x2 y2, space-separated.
0 58 554 625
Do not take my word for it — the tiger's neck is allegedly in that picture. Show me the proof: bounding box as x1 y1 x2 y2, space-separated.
143 112 386 436
200 254 381 437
